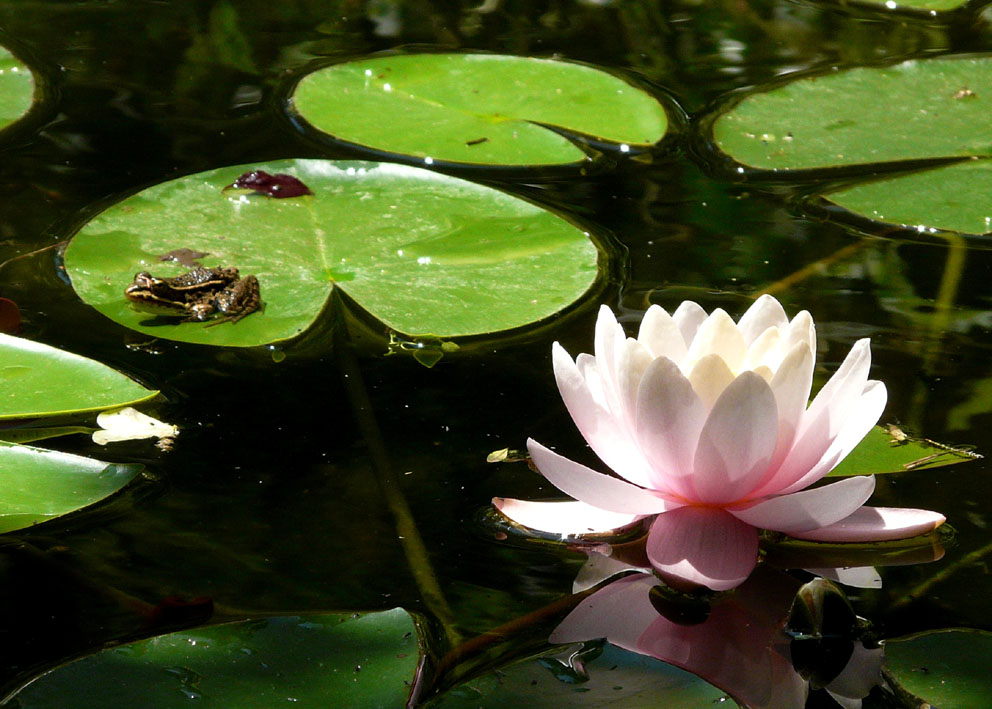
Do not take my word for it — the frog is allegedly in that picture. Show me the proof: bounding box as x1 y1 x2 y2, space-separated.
124 266 262 325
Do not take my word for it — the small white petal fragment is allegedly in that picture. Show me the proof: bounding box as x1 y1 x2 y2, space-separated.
92 407 178 445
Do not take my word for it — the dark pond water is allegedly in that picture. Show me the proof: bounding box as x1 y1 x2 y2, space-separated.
1 1 991 706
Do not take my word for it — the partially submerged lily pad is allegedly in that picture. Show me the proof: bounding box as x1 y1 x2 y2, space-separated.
706 54 992 238
11 609 421 707
64 159 600 347
883 629 992 707
828 425 980 477
0 441 142 534
0 45 35 133
0 333 158 419
289 53 669 168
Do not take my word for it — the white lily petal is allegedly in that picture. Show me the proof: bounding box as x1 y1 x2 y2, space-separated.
806 567 882 589
685 309 747 374
672 300 707 345
757 342 815 488
785 310 815 355
528 439 680 514
493 498 643 537
615 337 654 430
738 294 789 345
730 476 876 533
692 372 779 504
637 304 688 362
687 353 736 411
635 356 707 496
92 407 178 445
742 326 782 373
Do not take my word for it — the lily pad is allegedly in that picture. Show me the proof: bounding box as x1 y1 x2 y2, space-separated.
64 159 600 347
289 53 668 167
822 159 992 236
711 55 992 172
883 629 992 707
0 333 158 419
0 45 34 132
429 642 726 708
0 441 142 534
828 425 979 477
11 609 421 707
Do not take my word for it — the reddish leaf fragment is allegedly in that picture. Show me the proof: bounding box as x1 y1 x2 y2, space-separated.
0 298 21 334
225 170 313 198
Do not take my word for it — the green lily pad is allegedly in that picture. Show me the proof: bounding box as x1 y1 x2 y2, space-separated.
0 441 142 533
0 333 157 419
822 159 992 236
64 159 600 347
289 53 668 167
828 425 979 477
0 45 35 132
883 629 992 707
11 609 421 707
711 55 992 172
429 643 726 707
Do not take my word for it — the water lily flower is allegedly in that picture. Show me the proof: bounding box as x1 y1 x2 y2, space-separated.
494 296 945 591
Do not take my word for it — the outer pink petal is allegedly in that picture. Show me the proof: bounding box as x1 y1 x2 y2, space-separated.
757 340 874 495
528 439 680 514
646 506 760 591
777 379 886 495
692 372 779 504
737 294 789 345
730 476 876 533
492 498 643 537
635 356 707 497
553 343 654 488
788 506 946 542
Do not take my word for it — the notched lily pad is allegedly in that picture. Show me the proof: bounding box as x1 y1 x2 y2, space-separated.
10 609 421 707
0 333 158 419
289 53 670 169
0 441 142 534
64 159 601 347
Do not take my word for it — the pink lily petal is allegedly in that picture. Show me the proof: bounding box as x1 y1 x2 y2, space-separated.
637 305 688 362
788 506 946 542
778 379 886 495
553 344 654 488
672 300 708 344
528 439 680 514
692 372 779 504
492 498 644 537
730 476 876 533
738 294 789 345
551 575 662 645
646 506 760 591
758 340 874 494
635 356 707 496
762 342 815 480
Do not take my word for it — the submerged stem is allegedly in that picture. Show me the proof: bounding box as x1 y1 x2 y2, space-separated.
335 327 462 652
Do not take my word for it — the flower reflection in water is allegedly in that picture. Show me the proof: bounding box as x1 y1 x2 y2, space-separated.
496 296 945 591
